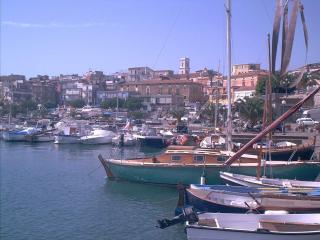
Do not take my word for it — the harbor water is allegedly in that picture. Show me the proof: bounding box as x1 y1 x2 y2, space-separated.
0 141 186 240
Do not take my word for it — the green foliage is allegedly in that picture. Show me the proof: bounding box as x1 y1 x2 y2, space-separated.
171 108 185 123
200 104 217 123
124 97 143 111
100 97 142 111
21 99 37 112
44 102 57 109
256 73 294 95
130 111 146 119
0 99 38 116
67 99 86 108
235 96 264 125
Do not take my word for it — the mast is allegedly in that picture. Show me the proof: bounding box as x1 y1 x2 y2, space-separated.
226 0 232 151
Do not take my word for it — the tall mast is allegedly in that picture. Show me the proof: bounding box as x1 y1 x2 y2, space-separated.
226 0 232 152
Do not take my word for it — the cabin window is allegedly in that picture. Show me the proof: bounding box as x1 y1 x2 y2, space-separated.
217 155 227 162
171 155 181 161
193 155 204 162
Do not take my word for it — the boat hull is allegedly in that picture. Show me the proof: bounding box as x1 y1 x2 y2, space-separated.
186 185 320 213
2 131 27 142
137 137 167 148
80 136 113 144
220 172 320 188
249 145 314 161
25 134 55 142
101 159 320 185
186 225 320 240
54 135 80 144
186 212 320 240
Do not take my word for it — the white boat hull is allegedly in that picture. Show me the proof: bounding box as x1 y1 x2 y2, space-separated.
220 172 320 188
187 226 320 240
186 213 320 240
80 136 113 144
54 135 80 144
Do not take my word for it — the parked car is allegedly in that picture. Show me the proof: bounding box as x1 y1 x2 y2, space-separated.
296 117 319 126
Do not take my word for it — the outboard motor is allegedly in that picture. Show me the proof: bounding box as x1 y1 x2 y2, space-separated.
157 206 198 229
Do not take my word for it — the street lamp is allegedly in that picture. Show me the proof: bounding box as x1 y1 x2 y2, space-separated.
281 100 286 133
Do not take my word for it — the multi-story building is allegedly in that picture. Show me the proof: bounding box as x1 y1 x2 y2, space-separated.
127 67 154 82
153 70 174 78
29 75 59 106
221 69 268 103
232 63 261 75
120 78 205 106
0 74 32 103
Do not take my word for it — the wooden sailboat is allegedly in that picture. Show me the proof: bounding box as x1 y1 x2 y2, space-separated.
98 145 320 185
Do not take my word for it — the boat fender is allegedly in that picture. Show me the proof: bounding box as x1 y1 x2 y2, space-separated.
200 174 206 185
264 210 289 215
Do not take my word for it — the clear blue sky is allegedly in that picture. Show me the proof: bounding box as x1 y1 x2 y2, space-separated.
1 0 319 78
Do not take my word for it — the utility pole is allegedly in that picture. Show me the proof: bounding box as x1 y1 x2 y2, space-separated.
226 0 233 152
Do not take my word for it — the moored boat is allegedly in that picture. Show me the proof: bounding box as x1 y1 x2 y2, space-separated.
98 145 320 185
248 139 315 161
186 212 320 240
112 132 137 146
25 132 55 142
80 129 115 144
2 127 40 142
185 184 320 213
220 171 320 188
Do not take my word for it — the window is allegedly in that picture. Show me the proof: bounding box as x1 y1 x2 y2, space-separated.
176 85 180 95
146 86 150 95
159 86 162 94
171 155 181 161
193 155 204 162
217 155 227 162
168 86 172 94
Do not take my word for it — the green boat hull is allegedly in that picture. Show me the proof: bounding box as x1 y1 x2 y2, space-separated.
105 161 320 185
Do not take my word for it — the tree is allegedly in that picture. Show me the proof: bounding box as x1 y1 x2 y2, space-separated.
256 73 295 95
235 96 264 126
130 111 146 119
200 103 217 124
124 97 143 111
67 99 85 108
171 108 185 123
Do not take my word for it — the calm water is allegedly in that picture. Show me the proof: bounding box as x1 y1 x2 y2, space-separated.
0 141 186 240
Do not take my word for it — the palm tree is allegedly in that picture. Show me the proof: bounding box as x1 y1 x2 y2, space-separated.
171 109 185 124
235 97 264 126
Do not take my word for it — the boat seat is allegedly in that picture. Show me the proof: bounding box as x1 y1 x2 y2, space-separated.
198 218 220 228
259 220 320 232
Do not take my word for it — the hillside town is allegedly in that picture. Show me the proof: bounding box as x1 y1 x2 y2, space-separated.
1 58 320 130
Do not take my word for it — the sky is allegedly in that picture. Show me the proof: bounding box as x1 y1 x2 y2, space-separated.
1 0 319 78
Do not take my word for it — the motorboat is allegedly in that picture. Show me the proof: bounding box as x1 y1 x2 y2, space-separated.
2 127 40 142
80 129 115 144
112 132 137 146
186 211 320 240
